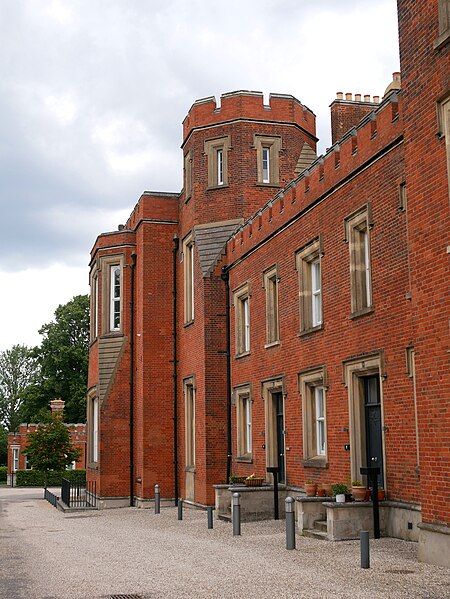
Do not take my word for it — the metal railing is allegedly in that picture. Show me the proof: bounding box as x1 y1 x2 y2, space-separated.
44 488 58 507
61 478 97 508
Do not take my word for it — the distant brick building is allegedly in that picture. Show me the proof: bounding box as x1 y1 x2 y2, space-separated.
87 0 450 566
7 400 86 481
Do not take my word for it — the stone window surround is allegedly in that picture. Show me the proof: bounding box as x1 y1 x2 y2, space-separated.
183 376 196 471
87 387 99 468
261 376 286 482
344 204 374 318
184 149 192 201
182 232 195 325
295 235 324 335
262 264 280 346
298 366 328 468
437 93 450 193
89 264 99 343
233 282 251 357
204 135 231 189
11 445 20 471
233 383 253 462
434 0 450 49
100 254 125 336
254 134 282 186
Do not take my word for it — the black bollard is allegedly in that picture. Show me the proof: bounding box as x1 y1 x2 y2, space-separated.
232 492 241 536
178 498 183 520
154 484 160 514
360 531 370 568
207 506 214 529
285 497 296 550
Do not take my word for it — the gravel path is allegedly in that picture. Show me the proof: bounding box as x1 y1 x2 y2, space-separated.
0 491 449 599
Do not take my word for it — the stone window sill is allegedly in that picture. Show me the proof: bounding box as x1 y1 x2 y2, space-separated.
207 184 229 191
302 458 329 469
298 324 324 338
256 182 281 188
264 340 280 349
236 456 253 464
434 29 450 50
235 351 251 360
349 305 374 320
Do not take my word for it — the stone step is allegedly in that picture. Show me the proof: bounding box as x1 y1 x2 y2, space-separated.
314 519 328 532
303 528 328 540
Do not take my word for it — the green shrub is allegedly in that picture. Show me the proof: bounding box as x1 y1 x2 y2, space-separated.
0 466 7 483
15 469 86 487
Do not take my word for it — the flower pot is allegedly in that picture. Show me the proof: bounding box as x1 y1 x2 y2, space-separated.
378 489 386 501
335 493 346 503
322 483 332 497
244 477 264 487
352 485 367 502
305 483 317 497
317 488 326 497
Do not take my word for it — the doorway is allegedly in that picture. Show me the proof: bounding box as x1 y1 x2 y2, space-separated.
363 375 384 487
267 390 285 484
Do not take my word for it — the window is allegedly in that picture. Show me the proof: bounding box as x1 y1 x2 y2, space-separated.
110 265 121 331
100 255 124 335
254 135 282 185
25 455 32 470
235 386 252 459
296 237 323 333
88 393 99 464
183 233 194 323
263 266 280 345
184 379 195 468
90 268 98 341
233 283 250 355
298 367 327 465
438 95 450 192
12 447 19 471
204 136 230 188
184 150 192 200
438 0 450 36
344 205 373 315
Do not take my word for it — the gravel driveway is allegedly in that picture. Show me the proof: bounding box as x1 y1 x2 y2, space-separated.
0 488 449 599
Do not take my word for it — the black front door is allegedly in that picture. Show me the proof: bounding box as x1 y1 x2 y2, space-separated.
274 392 285 484
364 376 384 487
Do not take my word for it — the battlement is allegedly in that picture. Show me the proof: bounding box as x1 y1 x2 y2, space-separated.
227 91 402 263
182 90 316 141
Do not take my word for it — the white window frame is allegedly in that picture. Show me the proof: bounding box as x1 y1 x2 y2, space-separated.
298 367 328 464
233 283 251 356
183 233 195 324
12 447 19 471
263 265 280 345
217 148 224 186
235 385 252 460
93 397 99 463
110 265 121 331
262 147 270 183
344 205 374 315
184 378 196 468
296 237 323 333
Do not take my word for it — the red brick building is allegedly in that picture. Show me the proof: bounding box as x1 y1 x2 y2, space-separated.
7 400 86 481
87 0 450 566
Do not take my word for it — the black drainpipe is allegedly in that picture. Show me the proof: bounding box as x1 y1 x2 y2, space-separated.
221 266 232 483
173 235 179 505
129 252 136 507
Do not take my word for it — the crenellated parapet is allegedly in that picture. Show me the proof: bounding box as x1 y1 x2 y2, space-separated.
182 90 316 142
226 90 402 261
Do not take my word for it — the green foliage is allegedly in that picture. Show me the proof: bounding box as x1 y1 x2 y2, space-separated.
21 294 89 424
332 483 349 495
0 427 7 466
0 466 7 483
22 411 81 487
15 469 86 487
0 344 39 431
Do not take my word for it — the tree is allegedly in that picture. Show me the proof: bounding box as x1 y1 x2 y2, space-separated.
22 411 81 487
0 426 7 466
23 295 89 424
0 344 39 431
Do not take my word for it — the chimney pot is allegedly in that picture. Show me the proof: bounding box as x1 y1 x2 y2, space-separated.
345 93 352 101
355 94 362 102
373 95 380 103
336 92 344 100
364 94 371 102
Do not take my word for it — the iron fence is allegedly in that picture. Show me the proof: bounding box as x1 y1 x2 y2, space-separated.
44 488 58 507
61 478 97 508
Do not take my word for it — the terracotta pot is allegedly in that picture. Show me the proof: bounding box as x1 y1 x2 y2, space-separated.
305 483 317 497
317 488 326 497
352 485 367 502
378 489 386 501
322 483 332 496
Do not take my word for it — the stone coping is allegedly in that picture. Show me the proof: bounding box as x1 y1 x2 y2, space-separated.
295 496 333 503
214 483 287 493
418 521 450 535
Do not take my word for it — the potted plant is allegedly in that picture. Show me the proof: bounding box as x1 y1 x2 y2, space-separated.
229 475 246 485
332 483 349 503
351 479 367 502
244 473 264 487
305 480 317 497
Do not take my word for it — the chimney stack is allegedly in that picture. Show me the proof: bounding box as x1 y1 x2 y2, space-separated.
50 399 65 418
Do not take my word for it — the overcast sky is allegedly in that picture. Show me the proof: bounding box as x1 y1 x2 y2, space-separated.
0 0 399 351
